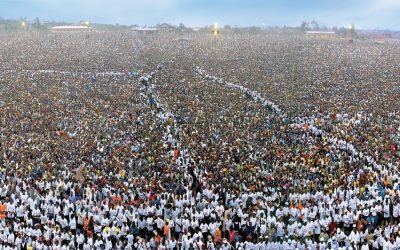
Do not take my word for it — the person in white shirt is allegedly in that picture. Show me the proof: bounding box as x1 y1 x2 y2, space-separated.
361 240 369 250
349 225 360 245
206 236 215 250
393 202 400 223
383 200 391 220
167 237 178 250
193 237 204 250
94 234 104 250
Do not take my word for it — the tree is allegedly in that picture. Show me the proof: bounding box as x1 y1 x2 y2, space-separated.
33 17 42 30
178 22 186 33
310 20 319 30
223 25 232 31
300 21 308 30
338 26 347 36
233 25 240 34
249 26 261 34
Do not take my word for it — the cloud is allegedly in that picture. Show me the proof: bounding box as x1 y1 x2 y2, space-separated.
368 0 400 12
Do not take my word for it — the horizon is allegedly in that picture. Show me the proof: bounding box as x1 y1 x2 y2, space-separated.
1 0 399 30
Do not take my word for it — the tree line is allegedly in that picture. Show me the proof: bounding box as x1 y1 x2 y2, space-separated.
0 17 358 35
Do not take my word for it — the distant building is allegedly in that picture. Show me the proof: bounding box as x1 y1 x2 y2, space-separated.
306 31 336 39
368 33 387 45
50 26 92 32
374 40 386 45
132 27 158 34
177 37 190 42
156 23 175 32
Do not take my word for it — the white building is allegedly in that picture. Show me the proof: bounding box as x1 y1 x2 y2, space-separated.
306 31 336 39
131 27 158 34
50 26 92 32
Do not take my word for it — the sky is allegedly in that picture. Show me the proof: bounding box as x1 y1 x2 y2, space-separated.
0 0 399 30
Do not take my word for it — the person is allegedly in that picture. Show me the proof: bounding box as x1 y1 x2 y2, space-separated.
221 238 232 250
0 201 7 222
206 235 215 250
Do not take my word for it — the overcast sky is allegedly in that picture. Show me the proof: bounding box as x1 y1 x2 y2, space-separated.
0 0 399 30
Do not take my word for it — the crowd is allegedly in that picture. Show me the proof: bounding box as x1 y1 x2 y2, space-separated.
0 31 399 249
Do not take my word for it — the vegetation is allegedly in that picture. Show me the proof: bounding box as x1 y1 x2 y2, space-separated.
2 17 398 39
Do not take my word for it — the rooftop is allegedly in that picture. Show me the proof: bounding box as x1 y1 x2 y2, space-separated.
50 26 90 30
306 31 335 34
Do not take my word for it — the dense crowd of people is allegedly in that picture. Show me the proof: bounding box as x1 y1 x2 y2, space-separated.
0 31 399 249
